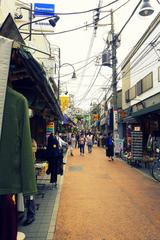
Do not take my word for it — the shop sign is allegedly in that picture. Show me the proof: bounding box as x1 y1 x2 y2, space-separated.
108 108 113 127
60 95 69 113
92 114 99 122
74 118 78 124
113 110 118 130
32 1 56 32
119 110 126 119
46 122 54 139
114 139 124 153
134 126 141 131
34 3 55 16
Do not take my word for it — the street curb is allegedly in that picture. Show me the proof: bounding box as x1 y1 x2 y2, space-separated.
46 151 68 240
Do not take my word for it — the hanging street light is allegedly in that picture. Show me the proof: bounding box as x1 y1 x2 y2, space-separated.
139 0 154 16
58 63 77 102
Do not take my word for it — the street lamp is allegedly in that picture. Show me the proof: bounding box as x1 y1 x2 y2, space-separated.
58 63 76 102
139 0 154 16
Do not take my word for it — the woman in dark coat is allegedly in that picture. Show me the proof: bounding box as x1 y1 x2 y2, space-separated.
105 133 114 161
47 133 61 187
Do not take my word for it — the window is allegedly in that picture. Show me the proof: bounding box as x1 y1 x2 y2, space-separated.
125 90 130 103
129 86 136 100
136 80 142 96
142 72 153 93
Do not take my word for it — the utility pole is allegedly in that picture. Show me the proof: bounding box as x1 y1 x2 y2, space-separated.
101 9 119 148
57 47 61 102
110 10 118 143
56 47 61 133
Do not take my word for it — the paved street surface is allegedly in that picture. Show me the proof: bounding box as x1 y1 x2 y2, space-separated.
53 146 160 240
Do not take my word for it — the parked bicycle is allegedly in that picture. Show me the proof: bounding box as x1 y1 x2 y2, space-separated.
151 149 160 182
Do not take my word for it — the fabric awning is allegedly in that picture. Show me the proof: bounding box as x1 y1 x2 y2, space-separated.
0 13 63 121
132 103 160 118
10 47 63 121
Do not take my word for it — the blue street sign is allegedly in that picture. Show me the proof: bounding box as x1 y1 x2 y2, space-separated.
34 3 55 16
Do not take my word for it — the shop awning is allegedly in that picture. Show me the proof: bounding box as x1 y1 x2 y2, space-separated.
10 47 63 121
122 116 138 123
63 114 76 126
0 13 63 121
132 103 160 118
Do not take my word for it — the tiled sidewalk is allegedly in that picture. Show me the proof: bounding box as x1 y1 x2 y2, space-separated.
18 176 58 239
18 161 65 240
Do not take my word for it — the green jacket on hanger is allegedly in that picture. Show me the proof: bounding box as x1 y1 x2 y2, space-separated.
0 87 37 194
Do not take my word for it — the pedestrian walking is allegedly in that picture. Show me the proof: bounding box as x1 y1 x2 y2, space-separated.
79 133 85 156
105 132 114 161
46 133 60 187
68 134 76 156
86 132 93 153
75 133 80 148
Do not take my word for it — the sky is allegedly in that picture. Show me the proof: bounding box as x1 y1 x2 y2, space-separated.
24 0 160 110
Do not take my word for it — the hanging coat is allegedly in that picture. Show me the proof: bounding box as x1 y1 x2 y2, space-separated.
0 87 37 195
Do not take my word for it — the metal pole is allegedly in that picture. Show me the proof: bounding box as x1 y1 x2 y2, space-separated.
57 48 61 133
57 48 61 102
111 10 118 146
29 3 32 41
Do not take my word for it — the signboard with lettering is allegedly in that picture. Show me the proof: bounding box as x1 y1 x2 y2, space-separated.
34 3 55 16
114 139 124 154
113 110 118 130
46 121 55 139
32 2 56 32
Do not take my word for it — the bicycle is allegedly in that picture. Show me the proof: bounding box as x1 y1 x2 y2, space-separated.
151 149 160 182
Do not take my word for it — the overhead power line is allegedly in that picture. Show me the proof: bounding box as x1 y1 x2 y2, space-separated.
20 0 131 36
117 0 142 38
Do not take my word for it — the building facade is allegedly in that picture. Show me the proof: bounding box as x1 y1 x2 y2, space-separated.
121 12 160 155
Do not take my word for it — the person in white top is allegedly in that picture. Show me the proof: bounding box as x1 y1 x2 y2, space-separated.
86 133 93 153
68 134 76 156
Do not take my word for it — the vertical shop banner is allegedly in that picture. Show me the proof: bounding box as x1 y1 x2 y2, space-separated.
108 108 113 127
114 139 124 154
60 95 69 113
113 110 118 131
0 37 13 140
46 122 55 139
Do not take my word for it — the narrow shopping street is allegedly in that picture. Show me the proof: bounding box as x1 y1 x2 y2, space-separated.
54 146 160 240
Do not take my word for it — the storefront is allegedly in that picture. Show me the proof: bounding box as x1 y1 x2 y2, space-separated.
124 94 160 157
0 14 63 147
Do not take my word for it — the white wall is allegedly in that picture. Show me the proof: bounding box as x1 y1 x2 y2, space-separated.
130 24 160 106
0 0 15 23
14 0 55 81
